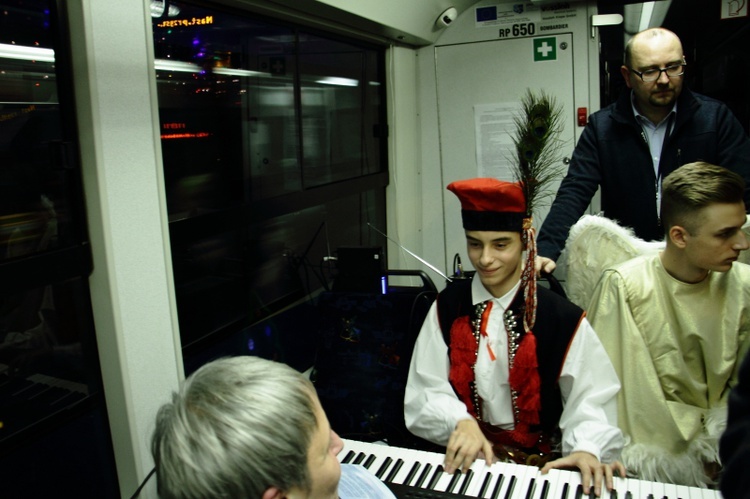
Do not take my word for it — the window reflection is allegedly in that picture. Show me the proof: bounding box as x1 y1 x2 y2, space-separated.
0 59 76 262
0 8 114 495
154 1 388 356
153 1 385 212
298 34 382 187
0 279 98 398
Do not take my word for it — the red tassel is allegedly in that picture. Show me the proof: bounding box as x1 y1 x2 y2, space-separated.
449 318 480 417
450 317 476 351
508 331 540 425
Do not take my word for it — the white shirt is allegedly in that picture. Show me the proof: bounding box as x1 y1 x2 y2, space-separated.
631 92 677 214
404 276 624 463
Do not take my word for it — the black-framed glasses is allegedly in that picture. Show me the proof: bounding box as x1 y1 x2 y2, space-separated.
630 63 686 82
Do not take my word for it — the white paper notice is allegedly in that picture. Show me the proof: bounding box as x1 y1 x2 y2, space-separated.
474 102 521 180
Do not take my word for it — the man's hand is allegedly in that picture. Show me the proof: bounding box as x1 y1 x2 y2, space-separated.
540 452 626 497
535 256 557 276
443 419 494 474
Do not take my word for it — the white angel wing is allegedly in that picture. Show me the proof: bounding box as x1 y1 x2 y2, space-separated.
562 215 663 309
741 214 750 266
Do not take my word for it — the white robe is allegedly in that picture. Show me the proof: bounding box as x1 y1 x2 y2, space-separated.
588 254 750 487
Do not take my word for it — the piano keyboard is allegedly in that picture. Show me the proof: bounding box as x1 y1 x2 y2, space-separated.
339 439 723 499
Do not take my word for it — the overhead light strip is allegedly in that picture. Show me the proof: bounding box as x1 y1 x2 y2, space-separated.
0 43 55 63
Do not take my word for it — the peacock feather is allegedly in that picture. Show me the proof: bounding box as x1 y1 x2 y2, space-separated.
510 89 566 217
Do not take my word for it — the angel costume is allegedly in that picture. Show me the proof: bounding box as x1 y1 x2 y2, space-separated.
588 253 750 487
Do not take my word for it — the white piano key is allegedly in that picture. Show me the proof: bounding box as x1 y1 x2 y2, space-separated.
611 474 629 498
684 483 704 499
539 468 572 499
512 465 536 499
662 482 678 499
361 452 389 474
377 454 410 482
702 489 723 499
500 462 528 499
465 465 500 497
695 488 722 499
535 477 553 499
425 465 452 492
549 468 585 499
387 456 422 485
541 469 567 499
635 478 670 499
673 484 693 499
528 468 548 499
649 480 665 499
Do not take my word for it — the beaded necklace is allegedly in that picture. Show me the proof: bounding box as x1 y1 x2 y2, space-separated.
468 300 523 422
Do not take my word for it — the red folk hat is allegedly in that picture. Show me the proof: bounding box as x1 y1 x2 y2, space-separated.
446 178 529 232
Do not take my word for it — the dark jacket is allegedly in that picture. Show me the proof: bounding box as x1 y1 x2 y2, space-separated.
537 87 750 261
721 349 750 499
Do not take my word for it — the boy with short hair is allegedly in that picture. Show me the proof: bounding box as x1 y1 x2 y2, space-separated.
587 162 750 487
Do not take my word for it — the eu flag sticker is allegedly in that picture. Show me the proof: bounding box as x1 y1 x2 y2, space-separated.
533 37 557 61
476 6 497 22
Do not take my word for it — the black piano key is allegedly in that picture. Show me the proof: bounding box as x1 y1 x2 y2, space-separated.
415 463 433 488
375 456 392 478
560 482 570 499
427 465 444 490
353 452 366 465
504 475 517 499
446 470 462 493
625 491 633 499
524 477 537 499
384 458 403 482
478 472 494 498
648 494 654 499
458 469 474 495
589 488 597 499
610 488 618 499
363 454 376 469
403 462 421 486
575 484 584 499
540 479 550 499
490 473 505 499
341 450 355 464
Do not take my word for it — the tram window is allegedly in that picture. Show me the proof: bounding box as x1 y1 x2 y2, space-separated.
153 2 388 357
298 33 383 187
0 0 117 495
0 61 80 262
0 278 102 433
153 2 387 213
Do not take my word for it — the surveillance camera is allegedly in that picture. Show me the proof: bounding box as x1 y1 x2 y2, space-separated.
436 7 457 28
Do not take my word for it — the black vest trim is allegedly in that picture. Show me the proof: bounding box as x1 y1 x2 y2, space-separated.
437 279 583 433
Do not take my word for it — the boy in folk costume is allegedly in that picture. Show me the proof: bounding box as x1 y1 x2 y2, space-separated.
404 177 625 496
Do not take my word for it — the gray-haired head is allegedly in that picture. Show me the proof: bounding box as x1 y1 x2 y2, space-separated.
151 356 318 498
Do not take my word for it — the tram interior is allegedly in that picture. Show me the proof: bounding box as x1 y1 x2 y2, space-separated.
0 0 748 496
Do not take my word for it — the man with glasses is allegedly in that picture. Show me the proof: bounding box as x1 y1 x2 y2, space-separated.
536 27 750 275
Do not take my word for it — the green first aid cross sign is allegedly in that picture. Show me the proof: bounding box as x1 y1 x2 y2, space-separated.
533 37 557 62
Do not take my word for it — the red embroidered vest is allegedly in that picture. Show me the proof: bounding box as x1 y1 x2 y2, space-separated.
437 279 583 449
